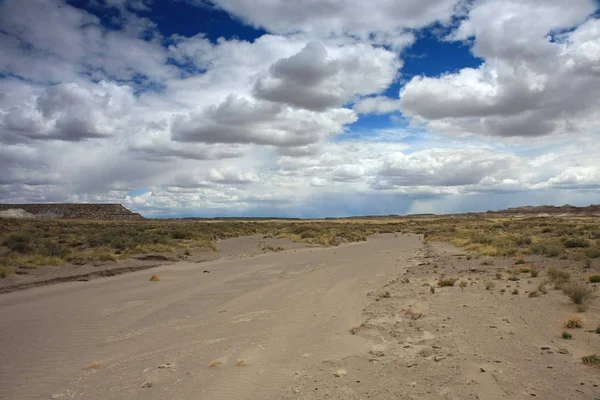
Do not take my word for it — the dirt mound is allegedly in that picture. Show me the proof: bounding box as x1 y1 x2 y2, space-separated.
0 204 144 221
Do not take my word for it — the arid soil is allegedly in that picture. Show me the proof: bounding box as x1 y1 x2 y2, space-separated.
0 234 598 400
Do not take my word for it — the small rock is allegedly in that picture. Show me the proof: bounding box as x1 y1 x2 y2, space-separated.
333 369 347 377
141 380 153 388
158 362 173 369
293 388 300 393
51 394 64 399
480 367 486 372
369 350 385 357
541 347 551 350
407 363 418 368
410 382 417 386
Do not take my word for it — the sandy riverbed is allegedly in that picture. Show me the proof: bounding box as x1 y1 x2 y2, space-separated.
0 233 598 399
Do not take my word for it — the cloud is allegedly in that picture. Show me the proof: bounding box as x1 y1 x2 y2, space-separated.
200 0 462 42
354 96 403 115
0 82 136 143
253 42 400 111
171 94 357 146
1 0 600 216
398 0 600 138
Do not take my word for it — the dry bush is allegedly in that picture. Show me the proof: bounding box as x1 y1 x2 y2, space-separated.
538 280 549 294
562 283 593 305
581 354 600 366
438 277 458 287
547 267 571 288
485 281 495 290
376 290 392 299
565 315 583 328
530 268 539 277
208 360 223 368
235 359 248 367
149 274 160 282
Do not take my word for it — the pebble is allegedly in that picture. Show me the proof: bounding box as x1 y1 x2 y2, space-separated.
541 347 551 350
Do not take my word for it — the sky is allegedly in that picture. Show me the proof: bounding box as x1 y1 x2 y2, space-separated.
1 0 599 218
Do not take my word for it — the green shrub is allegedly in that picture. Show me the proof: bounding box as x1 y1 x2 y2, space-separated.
562 331 573 339
588 275 600 283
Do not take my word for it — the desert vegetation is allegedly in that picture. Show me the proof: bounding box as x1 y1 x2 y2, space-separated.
2 216 600 277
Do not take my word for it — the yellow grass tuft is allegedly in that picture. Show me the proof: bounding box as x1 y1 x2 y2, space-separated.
84 361 100 370
208 360 222 368
235 359 248 367
149 274 160 282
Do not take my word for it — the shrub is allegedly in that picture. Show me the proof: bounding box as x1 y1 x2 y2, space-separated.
481 257 494 266
538 280 549 294
588 275 600 283
562 283 593 305
438 277 458 287
485 281 495 290
514 257 526 265
459 281 468 289
0 266 15 278
430 285 435 294
530 268 539 277
565 315 582 328
511 289 519 295
149 274 160 282
562 331 573 339
563 237 589 248
377 290 392 299
581 354 600 366
585 258 592 269
528 291 539 298
3 234 31 253
547 267 570 287
595 325 600 334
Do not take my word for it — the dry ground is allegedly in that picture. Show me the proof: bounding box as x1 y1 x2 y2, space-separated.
0 232 599 399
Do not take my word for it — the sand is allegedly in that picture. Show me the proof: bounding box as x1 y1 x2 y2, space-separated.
0 234 598 399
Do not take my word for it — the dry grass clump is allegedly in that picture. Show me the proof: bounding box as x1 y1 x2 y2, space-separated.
485 281 495 290
530 268 539 277
376 290 392 299
581 354 600 366
538 280 549 294
565 315 583 328
208 360 223 368
235 359 248 367
84 361 100 370
149 274 160 282
562 283 593 305
480 257 494 266
438 277 458 287
547 267 571 288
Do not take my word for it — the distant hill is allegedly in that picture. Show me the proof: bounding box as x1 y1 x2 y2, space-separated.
0 204 144 221
484 204 600 217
